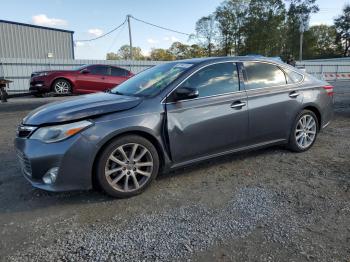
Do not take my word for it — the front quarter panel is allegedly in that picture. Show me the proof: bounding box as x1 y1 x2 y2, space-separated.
81 103 171 171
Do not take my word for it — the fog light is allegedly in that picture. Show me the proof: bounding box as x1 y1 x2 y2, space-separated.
35 83 43 87
42 167 59 184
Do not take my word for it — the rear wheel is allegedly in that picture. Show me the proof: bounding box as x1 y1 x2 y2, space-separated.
96 135 159 198
288 110 319 152
52 79 71 95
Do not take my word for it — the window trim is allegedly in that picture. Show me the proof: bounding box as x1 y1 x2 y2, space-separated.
162 61 242 104
242 61 305 91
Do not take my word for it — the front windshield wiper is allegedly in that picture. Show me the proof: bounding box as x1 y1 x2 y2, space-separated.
111 90 125 96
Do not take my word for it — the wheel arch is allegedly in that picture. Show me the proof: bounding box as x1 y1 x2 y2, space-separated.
302 104 322 130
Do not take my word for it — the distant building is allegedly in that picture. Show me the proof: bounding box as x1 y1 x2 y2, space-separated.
0 20 74 59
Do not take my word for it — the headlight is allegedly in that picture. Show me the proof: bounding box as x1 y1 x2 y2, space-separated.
37 72 50 77
30 120 93 143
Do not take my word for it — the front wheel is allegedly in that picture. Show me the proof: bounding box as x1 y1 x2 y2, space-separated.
288 110 319 152
96 135 159 198
52 79 72 95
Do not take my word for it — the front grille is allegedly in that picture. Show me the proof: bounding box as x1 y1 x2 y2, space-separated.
16 125 36 138
16 150 32 177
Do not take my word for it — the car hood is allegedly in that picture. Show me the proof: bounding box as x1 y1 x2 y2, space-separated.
23 93 142 126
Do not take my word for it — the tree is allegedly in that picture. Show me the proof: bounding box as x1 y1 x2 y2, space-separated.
215 0 249 56
195 15 217 56
106 52 120 60
285 0 319 59
150 48 175 61
334 5 350 57
168 42 191 59
243 0 286 56
303 25 342 59
117 45 145 60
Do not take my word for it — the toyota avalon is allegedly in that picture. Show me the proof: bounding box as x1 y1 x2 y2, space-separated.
15 57 333 198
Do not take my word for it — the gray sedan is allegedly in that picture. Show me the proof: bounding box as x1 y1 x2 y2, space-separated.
15 57 333 198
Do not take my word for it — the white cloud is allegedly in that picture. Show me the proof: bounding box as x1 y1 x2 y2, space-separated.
147 38 159 44
163 36 179 42
75 41 85 47
88 28 104 37
32 14 68 27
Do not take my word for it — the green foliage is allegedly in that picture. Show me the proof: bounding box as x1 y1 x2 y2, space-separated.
334 5 350 57
109 45 145 60
150 48 175 61
243 0 286 56
107 0 347 61
194 15 217 56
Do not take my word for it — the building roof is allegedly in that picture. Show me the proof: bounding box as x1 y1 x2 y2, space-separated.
0 19 74 34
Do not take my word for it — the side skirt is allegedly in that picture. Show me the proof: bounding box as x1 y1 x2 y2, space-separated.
170 139 287 170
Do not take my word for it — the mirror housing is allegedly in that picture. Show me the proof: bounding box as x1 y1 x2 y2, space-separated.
81 69 90 74
174 86 199 101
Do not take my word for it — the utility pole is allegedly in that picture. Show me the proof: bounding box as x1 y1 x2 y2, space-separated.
299 30 303 62
127 15 133 60
299 14 309 63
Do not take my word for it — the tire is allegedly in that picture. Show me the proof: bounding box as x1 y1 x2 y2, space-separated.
96 135 160 198
288 110 319 152
52 79 72 95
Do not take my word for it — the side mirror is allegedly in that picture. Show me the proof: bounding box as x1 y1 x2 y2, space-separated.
81 69 90 74
174 86 199 100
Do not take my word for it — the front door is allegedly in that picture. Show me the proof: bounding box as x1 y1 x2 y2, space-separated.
165 62 249 164
76 65 110 93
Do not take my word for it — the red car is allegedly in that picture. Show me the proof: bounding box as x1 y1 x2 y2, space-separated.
29 64 133 96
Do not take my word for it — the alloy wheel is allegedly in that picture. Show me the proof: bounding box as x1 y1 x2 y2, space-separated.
54 81 70 94
104 143 154 192
295 114 317 149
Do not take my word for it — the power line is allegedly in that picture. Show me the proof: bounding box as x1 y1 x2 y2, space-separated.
75 18 127 42
130 15 192 36
106 22 127 53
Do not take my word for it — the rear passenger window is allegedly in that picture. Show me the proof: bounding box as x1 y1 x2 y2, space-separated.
111 67 129 77
180 62 239 98
89 66 110 76
244 62 286 90
284 68 303 84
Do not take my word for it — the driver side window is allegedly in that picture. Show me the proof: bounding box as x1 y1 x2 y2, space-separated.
180 62 239 98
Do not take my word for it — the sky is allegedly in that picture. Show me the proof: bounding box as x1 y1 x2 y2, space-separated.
1 0 349 59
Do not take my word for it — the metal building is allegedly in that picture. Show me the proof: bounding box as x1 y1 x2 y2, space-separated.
0 20 74 59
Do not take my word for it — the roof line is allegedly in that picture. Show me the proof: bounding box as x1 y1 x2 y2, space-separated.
0 19 74 34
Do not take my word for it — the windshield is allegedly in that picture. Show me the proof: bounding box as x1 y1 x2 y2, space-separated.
111 62 193 97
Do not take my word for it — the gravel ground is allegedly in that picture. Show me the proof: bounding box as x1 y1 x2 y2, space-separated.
0 83 349 262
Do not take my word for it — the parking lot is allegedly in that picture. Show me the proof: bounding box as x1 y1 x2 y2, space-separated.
0 82 349 261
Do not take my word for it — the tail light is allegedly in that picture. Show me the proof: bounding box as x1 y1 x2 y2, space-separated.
323 85 334 97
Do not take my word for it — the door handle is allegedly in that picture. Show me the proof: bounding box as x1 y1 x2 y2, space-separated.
231 101 246 109
289 91 300 98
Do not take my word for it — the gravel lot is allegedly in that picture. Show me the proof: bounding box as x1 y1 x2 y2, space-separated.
0 83 349 262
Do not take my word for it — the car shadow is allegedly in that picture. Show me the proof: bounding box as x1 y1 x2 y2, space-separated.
0 145 288 215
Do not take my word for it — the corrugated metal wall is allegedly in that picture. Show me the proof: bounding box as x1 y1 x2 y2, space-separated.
0 58 164 93
0 21 74 59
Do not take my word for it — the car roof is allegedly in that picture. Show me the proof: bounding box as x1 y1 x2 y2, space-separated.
177 56 286 66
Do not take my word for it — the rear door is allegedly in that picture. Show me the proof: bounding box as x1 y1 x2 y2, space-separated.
108 66 130 88
75 65 110 93
242 61 304 145
165 62 249 164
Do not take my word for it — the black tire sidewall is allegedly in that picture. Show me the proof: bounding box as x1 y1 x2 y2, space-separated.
96 135 159 198
288 110 319 152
